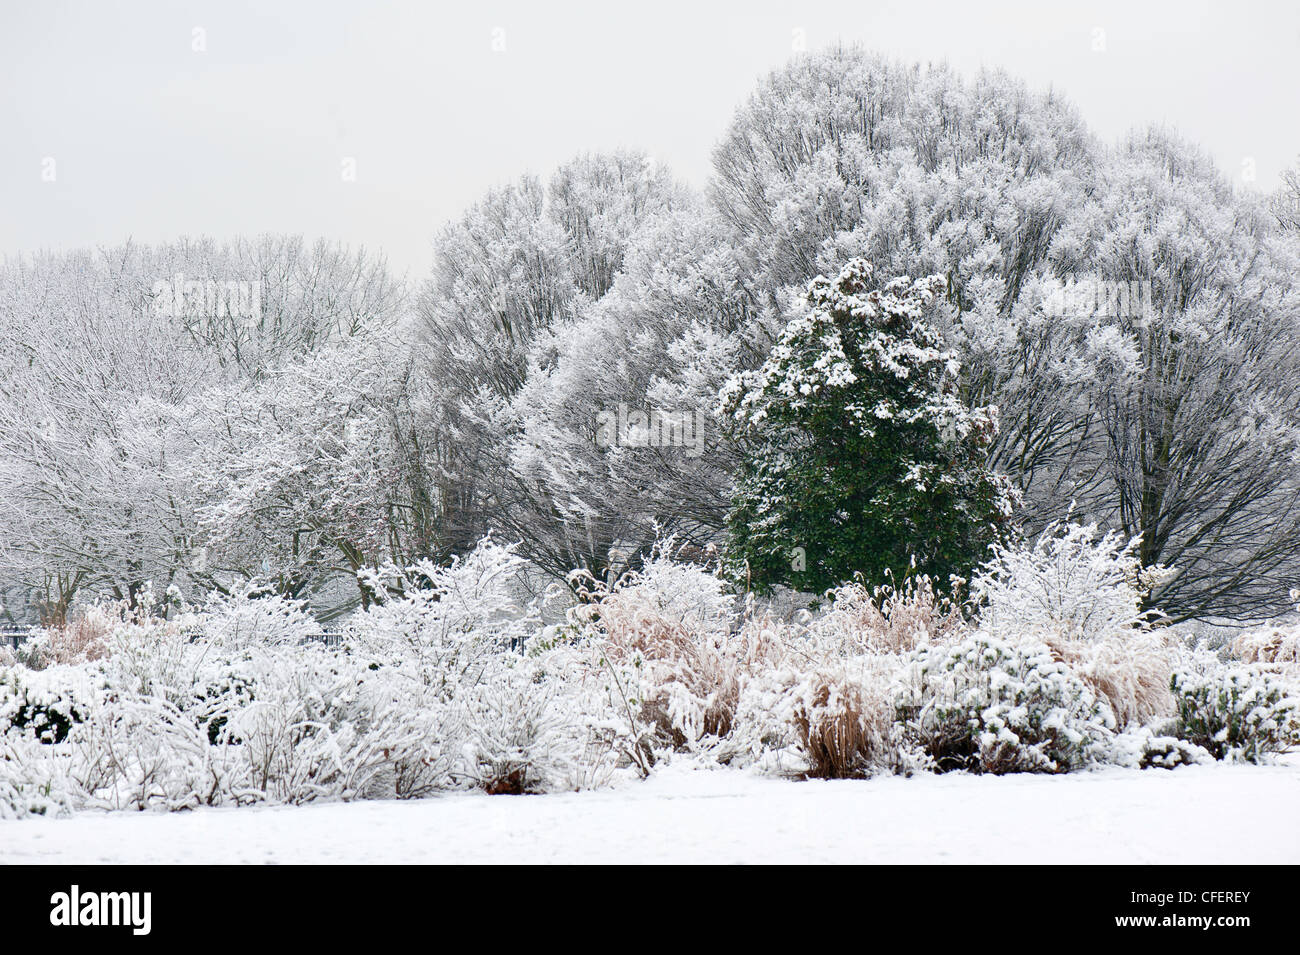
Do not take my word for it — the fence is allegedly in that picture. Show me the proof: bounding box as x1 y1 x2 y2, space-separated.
0 626 347 653
0 627 36 651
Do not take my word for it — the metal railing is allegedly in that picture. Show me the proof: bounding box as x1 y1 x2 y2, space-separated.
0 626 348 652
0 626 37 651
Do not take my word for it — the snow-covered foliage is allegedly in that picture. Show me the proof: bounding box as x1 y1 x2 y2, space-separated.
0 665 98 743
0 732 76 820
894 633 1117 774
3 534 1298 818
198 585 324 647
721 257 1017 594
966 522 1180 730
1110 727 1212 771
566 549 752 752
780 655 903 778
0 540 631 813
348 539 542 685
720 578 968 777
1170 661 1299 763
804 576 965 655
972 522 1167 641
1230 591 1300 683
1041 631 1175 730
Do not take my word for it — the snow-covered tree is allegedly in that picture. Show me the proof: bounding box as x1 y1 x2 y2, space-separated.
720 257 1017 594
708 47 1300 620
497 199 753 579
1273 157 1300 233
414 151 694 577
709 46 1098 533
0 238 405 619
1046 130 1300 620
191 325 429 607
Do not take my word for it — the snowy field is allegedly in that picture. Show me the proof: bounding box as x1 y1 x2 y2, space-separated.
4 760 1298 865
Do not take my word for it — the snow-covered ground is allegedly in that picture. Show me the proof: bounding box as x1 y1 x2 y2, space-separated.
5 759 1299 864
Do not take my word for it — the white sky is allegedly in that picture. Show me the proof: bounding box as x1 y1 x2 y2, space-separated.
2 0 1297 278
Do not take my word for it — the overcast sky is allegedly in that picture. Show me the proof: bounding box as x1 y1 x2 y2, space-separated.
3 0 1297 278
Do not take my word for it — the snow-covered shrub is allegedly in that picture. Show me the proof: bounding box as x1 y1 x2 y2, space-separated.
973 522 1169 642
30 612 113 666
216 645 388 804
25 585 187 670
0 665 98 743
0 538 643 813
722 597 938 776
379 705 460 800
1230 593 1300 682
344 540 615 794
0 732 77 819
672 601 789 769
1171 664 1299 763
1232 625 1300 669
1111 726 1212 770
569 552 751 751
198 586 323 648
1136 737 1212 769
784 655 901 778
894 633 1116 773
805 576 966 655
350 539 541 691
720 581 962 775
1043 632 1175 729
98 616 199 705
67 693 234 811
457 648 609 794
68 628 461 806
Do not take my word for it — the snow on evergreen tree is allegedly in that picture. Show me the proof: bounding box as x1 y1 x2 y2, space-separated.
720 257 1017 594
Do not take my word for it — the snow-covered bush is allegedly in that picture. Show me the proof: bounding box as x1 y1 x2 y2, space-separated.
784 655 901 778
349 539 541 691
0 732 77 819
568 552 751 752
894 633 1116 773
198 586 323 648
28 613 113 666
457 647 614 794
0 665 98 743
1232 625 1300 670
1042 632 1175 730
98 616 200 705
217 646 372 804
67 693 233 811
973 522 1169 642
805 576 966 656
22 585 188 671
721 582 962 777
343 539 616 794
1111 726 1212 770
1230 592 1300 682
1171 663 1299 763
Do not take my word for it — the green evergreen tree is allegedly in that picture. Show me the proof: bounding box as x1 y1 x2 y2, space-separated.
720 258 1017 594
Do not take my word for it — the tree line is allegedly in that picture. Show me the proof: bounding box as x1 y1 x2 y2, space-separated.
2 47 1299 624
